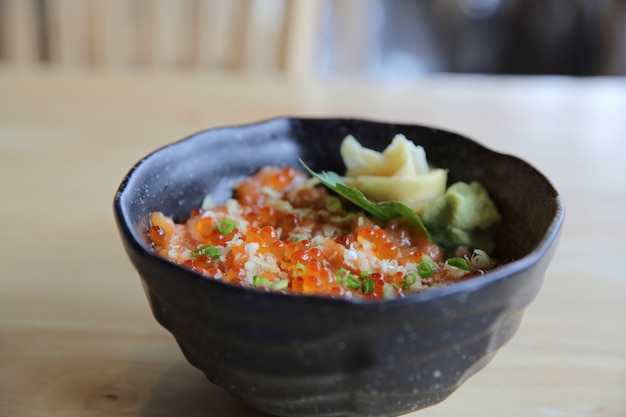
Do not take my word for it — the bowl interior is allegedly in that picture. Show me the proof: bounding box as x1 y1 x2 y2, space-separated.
116 117 563 264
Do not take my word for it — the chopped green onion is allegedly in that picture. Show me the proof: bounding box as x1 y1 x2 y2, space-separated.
330 213 355 223
293 262 307 277
446 257 474 272
335 268 351 284
325 197 342 212
253 276 289 291
361 278 375 294
383 283 398 300
360 270 372 279
470 249 492 270
271 279 289 291
337 268 364 291
192 244 221 259
215 219 236 234
252 275 270 287
417 262 435 278
421 254 436 267
403 272 418 288
344 275 361 290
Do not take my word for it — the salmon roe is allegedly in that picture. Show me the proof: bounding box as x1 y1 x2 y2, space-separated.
148 166 490 300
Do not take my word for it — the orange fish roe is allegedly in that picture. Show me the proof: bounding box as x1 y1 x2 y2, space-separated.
148 166 490 300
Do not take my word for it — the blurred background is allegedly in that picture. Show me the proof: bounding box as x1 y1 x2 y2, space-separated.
0 0 625 79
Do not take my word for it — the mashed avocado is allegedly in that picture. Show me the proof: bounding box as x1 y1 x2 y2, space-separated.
422 181 501 253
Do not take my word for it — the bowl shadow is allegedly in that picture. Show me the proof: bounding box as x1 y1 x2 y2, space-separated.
138 358 271 417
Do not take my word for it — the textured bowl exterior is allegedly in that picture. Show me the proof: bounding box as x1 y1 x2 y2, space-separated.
114 118 564 417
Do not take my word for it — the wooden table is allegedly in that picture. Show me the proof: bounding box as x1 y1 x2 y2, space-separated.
1 68 625 416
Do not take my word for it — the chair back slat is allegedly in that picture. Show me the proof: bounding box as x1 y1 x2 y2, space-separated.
1 0 40 65
87 0 135 68
45 0 90 67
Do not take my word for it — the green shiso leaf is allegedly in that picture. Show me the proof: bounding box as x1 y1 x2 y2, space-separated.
299 159 433 242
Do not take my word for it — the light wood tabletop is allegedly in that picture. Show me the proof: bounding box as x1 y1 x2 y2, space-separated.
1 68 625 416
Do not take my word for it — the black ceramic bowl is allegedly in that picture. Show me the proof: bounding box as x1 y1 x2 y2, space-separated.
114 118 564 417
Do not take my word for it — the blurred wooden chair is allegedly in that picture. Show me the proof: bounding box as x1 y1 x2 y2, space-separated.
0 0 321 79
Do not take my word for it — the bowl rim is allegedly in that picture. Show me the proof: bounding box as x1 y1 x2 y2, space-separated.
114 116 565 308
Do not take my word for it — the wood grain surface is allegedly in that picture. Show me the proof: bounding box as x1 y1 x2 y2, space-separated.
1 68 625 417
